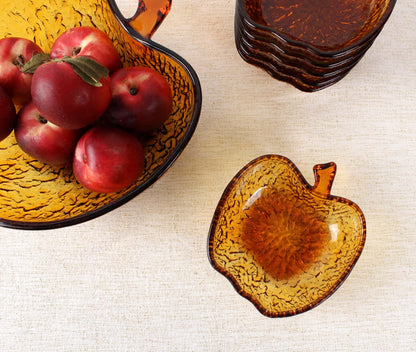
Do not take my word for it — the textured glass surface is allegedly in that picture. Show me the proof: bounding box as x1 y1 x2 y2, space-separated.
0 0 201 229
235 0 396 91
241 0 396 53
208 155 366 317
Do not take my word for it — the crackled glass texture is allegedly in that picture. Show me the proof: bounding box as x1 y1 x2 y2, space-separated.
0 0 200 229
208 155 366 317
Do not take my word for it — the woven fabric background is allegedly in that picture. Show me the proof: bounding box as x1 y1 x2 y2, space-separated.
0 0 415 350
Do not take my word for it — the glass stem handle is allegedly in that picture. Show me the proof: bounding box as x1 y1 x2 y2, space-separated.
312 162 337 197
127 0 172 39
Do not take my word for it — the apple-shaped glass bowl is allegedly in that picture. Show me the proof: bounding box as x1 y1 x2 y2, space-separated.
208 155 366 317
0 0 201 229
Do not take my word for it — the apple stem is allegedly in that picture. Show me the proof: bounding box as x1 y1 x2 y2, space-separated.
72 47 82 56
129 87 138 96
13 55 26 68
127 0 171 39
311 162 337 197
38 115 48 124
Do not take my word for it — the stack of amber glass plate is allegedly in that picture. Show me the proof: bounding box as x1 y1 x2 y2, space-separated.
235 0 396 91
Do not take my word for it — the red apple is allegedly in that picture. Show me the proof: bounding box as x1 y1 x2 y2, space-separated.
31 58 112 130
0 86 17 142
73 125 145 193
105 66 173 135
50 26 121 74
15 102 83 165
0 37 43 105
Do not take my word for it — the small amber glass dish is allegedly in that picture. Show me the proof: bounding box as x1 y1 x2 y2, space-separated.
208 155 366 317
0 0 201 229
235 0 396 91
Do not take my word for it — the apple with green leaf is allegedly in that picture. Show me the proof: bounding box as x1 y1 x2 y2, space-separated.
50 26 121 74
27 55 112 130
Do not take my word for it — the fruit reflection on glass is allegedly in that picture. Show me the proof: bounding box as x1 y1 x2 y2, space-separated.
208 155 366 317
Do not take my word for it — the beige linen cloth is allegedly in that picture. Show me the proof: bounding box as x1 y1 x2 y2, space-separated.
0 0 415 351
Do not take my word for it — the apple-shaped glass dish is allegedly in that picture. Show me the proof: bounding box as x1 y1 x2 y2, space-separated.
208 155 366 317
0 0 201 229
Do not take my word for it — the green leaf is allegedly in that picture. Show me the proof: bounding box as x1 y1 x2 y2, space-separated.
21 53 51 74
61 56 109 87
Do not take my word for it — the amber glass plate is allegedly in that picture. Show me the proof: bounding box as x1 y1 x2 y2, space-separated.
0 0 201 229
208 155 366 317
240 0 396 55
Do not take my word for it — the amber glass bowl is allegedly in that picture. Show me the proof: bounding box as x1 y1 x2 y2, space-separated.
0 0 201 230
208 155 366 317
235 0 396 91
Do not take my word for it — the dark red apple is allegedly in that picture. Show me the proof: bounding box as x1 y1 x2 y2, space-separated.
73 125 145 193
50 26 121 73
14 102 83 165
0 37 43 105
31 59 112 130
0 86 17 142
105 66 173 135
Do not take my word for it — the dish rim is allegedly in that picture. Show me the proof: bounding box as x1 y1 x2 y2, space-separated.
207 154 367 317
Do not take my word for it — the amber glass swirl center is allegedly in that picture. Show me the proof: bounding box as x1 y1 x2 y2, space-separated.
241 188 330 280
